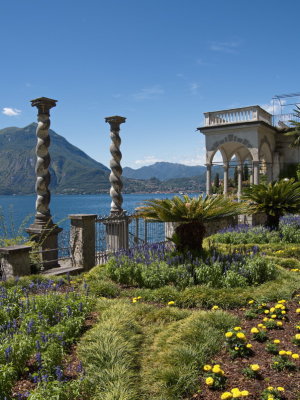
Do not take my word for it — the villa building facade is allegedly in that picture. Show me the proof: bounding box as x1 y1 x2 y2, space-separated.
198 105 299 197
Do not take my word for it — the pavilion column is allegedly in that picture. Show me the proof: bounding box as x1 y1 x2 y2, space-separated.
253 161 260 185
26 97 62 269
206 163 212 195
223 162 229 196
237 163 242 201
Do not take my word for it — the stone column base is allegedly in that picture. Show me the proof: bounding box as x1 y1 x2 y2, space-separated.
26 224 62 270
0 245 32 279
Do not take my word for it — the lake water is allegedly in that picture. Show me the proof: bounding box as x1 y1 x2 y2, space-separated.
0 193 184 237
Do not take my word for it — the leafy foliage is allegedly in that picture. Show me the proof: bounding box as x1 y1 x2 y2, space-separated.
284 105 300 148
242 179 300 229
136 195 243 252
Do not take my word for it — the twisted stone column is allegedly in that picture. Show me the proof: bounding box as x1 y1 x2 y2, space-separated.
105 116 126 215
31 97 57 227
26 97 62 269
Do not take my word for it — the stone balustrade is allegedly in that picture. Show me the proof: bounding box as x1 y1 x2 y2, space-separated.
204 105 272 127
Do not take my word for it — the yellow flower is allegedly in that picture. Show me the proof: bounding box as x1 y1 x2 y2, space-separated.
231 388 241 398
277 387 284 392
212 305 219 310
271 314 277 319
292 353 299 359
267 397 274 400
221 392 233 400
257 323 264 328
137 296 142 299
203 364 212 371
237 332 246 340
264 310 270 314
270 307 275 312
248 300 254 304
277 321 283 326
281 310 286 314
296 308 300 313
132 298 137 303
279 350 286 355
206 377 214 386
263 317 269 322
240 391 249 397
225 332 233 338
273 339 280 344
234 346 239 350
212 365 222 374
250 364 260 371
168 301 175 306
267 386 274 390
278 299 286 303
234 326 241 331
246 343 252 348
295 334 300 340
251 327 259 334
286 351 292 355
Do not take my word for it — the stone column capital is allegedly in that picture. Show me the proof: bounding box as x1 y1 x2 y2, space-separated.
31 97 57 115
105 115 126 129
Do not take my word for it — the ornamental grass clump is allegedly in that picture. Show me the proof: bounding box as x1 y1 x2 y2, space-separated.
203 363 227 390
225 328 253 358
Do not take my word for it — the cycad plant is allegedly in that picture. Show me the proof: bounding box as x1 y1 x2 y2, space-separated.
242 179 300 230
135 195 242 254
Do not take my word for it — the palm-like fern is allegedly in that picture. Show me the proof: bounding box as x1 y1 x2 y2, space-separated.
135 195 243 253
242 179 300 230
284 105 300 147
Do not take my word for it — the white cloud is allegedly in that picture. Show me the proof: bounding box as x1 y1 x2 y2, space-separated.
210 41 240 54
133 156 163 167
189 82 200 95
2 107 22 116
132 85 164 100
260 99 286 114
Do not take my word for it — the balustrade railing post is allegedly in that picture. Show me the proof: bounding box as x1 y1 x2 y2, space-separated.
69 214 96 271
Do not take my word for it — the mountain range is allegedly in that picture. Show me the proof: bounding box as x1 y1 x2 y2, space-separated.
0 123 214 195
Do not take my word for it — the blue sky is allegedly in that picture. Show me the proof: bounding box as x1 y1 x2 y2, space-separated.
1 0 299 168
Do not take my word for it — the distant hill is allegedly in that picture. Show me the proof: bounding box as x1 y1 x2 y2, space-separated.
0 123 111 195
123 162 206 181
0 124 224 195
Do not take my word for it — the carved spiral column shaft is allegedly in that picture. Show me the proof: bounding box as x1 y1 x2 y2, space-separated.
105 116 126 215
31 97 57 226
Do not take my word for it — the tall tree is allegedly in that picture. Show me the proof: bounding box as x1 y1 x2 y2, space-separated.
214 172 220 188
243 163 249 181
234 166 238 187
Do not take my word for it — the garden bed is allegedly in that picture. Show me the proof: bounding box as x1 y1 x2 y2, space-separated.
2 222 300 400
